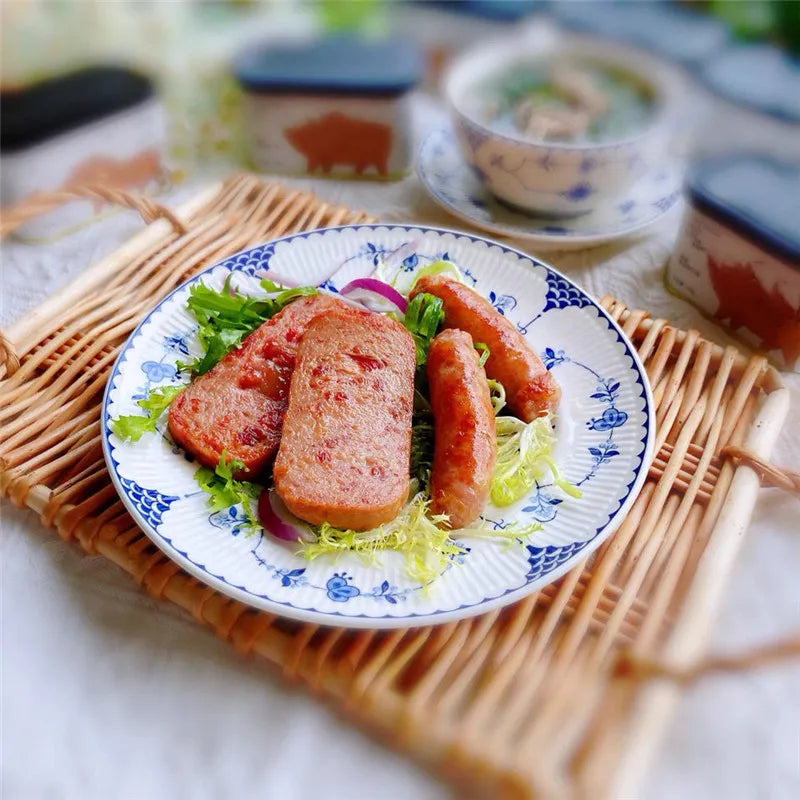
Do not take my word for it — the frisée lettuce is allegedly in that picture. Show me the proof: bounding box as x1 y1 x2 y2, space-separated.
491 414 581 507
110 385 183 442
302 491 544 585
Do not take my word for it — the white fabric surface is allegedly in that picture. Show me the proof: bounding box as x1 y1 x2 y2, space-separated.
2 100 799 800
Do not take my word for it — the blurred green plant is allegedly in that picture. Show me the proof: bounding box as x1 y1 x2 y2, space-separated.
709 0 774 40
774 0 800 53
317 0 382 33
707 0 800 52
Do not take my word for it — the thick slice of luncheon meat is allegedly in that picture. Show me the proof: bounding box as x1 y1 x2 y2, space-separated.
168 294 347 479
410 274 560 420
273 310 416 531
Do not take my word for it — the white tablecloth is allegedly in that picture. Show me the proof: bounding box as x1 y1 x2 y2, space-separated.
2 105 799 800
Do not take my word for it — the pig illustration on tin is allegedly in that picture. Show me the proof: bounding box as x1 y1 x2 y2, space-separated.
708 254 800 366
63 149 162 192
61 149 164 209
284 112 392 177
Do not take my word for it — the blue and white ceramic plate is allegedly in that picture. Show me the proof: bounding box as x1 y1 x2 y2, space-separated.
102 225 654 628
418 128 683 250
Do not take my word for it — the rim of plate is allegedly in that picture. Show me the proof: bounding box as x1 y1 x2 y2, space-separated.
416 129 682 247
102 224 656 629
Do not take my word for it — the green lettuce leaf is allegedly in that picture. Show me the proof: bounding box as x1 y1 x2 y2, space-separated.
194 451 261 533
178 277 317 375
403 292 445 366
474 341 490 367
487 379 506 415
302 492 465 584
110 385 184 442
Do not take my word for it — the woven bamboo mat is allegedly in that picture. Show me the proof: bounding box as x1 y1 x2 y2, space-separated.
1 174 796 799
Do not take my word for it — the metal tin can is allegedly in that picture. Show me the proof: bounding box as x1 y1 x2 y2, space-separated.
667 155 800 372
233 36 422 180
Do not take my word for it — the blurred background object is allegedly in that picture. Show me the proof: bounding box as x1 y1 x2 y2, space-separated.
550 0 731 67
1 0 798 184
1 0 798 259
668 154 800 371
388 1 546 89
234 35 421 178
0 1 316 189
443 32 683 217
1 66 167 240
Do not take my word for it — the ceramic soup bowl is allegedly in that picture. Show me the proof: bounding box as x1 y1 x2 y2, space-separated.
444 36 679 216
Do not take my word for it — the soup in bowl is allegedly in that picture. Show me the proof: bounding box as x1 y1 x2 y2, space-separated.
445 37 678 216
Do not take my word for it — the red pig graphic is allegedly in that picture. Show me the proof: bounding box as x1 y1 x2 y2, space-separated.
708 254 800 365
284 112 392 177
63 149 162 192
61 149 163 210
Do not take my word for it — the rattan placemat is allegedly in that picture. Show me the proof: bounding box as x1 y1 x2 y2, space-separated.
1 175 795 799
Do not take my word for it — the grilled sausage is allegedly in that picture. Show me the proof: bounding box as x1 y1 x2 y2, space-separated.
410 275 560 420
273 309 416 530
168 294 347 478
427 329 496 529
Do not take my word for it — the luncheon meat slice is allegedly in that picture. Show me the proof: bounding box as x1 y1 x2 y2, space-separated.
273 310 416 530
410 274 560 419
168 294 347 479
427 329 497 529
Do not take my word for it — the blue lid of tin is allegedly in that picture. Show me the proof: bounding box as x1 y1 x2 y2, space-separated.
687 155 800 267
699 45 800 123
233 36 422 96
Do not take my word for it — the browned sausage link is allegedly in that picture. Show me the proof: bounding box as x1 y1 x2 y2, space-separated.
427 329 497 529
411 275 560 420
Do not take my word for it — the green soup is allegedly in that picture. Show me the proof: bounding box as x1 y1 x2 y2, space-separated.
477 61 657 143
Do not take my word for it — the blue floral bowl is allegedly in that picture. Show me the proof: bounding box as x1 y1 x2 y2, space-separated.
444 35 680 217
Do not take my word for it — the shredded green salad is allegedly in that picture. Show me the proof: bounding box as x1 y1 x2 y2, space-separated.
111 266 580 584
304 491 544 584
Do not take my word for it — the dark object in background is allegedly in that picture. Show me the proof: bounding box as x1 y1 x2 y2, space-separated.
1 66 166 240
667 154 800 371
550 0 730 68
393 1 543 90
699 44 800 123
422 0 544 22
707 0 800 53
1 67 153 153
234 36 422 179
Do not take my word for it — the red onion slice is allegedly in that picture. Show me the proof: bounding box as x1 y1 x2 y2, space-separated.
258 488 314 544
339 277 408 314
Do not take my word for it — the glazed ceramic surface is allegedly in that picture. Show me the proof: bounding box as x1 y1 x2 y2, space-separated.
418 128 682 249
444 36 679 215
